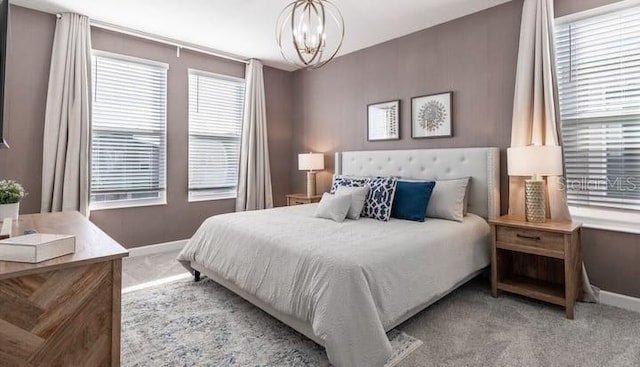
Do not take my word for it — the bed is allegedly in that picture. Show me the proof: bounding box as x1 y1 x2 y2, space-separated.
178 147 500 367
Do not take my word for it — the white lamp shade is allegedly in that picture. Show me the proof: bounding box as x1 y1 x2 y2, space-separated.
507 145 563 176
298 153 325 171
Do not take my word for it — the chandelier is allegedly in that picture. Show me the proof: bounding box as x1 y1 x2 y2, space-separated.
276 0 345 69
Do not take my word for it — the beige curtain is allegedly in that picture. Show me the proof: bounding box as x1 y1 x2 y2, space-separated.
235 59 273 211
41 13 92 216
509 0 570 220
510 0 598 302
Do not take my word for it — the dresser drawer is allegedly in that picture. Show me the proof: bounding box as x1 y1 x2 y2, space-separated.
289 199 308 205
496 226 564 255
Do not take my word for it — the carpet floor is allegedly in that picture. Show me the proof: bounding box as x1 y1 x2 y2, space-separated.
396 278 640 367
122 253 640 366
121 279 422 366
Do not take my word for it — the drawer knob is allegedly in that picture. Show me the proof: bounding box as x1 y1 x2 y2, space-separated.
516 233 541 241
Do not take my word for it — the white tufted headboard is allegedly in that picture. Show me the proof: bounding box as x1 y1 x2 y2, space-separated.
335 147 501 220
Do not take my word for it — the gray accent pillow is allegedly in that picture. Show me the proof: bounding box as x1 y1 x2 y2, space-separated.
426 177 470 222
336 186 370 220
314 193 352 222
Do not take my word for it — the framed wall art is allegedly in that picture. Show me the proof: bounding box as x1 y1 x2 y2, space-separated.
411 92 452 139
367 100 400 141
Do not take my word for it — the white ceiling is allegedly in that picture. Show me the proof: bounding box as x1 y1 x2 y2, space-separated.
12 0 511 71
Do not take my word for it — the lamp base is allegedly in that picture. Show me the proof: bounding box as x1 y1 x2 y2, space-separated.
306 171 317 197
525 179 546 223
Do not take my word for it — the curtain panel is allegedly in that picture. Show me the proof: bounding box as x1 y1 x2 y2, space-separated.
510 0 598 302
41 13 92 216
236 59 274 211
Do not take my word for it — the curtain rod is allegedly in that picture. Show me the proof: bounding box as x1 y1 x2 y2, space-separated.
56 14 250 65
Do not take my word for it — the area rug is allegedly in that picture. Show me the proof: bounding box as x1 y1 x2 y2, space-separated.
121 278 423 366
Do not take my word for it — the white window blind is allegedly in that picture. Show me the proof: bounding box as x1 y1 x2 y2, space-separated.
556 5 640 211
188 70 245 200
91 52 167 209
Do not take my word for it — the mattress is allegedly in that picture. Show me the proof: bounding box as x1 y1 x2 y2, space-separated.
177 204 490 367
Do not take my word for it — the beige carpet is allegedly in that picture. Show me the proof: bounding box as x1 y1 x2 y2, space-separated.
122 252 640 366
396 278 640 367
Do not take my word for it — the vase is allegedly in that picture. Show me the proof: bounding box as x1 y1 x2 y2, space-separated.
0 202 20 221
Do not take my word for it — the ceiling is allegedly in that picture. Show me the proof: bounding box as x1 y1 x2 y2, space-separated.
12 0 511 71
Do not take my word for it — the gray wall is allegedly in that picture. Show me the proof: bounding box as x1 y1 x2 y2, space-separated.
290 0 639 298
0 6 293 247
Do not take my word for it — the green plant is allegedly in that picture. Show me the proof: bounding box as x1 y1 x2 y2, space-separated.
0 180 26 204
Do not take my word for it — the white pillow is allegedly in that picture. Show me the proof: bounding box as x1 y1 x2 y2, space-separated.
314 193 352 222
426 177 470 222
336 186 370 220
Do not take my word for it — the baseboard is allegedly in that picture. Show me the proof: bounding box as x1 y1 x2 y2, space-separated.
600 291 640 313
127 239 189 258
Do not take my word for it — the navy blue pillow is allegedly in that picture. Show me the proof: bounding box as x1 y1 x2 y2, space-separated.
391 181 436 222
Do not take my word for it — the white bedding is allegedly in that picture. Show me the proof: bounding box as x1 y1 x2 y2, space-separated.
177 204 490 367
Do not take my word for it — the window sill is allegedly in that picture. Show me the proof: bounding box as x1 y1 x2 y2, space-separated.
90 199 167 211
188 195 236 203
569 206 640 235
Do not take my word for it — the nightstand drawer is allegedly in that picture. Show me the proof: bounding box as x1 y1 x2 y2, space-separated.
286 194 322 206
290 199 308 205
496 226 564 256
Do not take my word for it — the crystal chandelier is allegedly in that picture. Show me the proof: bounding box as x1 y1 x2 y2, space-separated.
276 0 345 69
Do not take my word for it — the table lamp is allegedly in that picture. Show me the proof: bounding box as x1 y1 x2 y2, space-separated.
507 145 563 223
298 153 325 197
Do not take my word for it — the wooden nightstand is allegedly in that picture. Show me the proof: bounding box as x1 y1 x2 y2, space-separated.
286 193 322 206
490 215 582 319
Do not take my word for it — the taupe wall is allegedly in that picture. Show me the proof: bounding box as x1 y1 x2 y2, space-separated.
290 0 639 298
0 6 293 247
291 0 520 212
582 228 640 297
89 28 293 246
555 0 622 16
0 6 54 215
1 1 637 298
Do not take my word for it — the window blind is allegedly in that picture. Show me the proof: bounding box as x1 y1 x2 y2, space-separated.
556 5 640 211
91 52 167 207
188 70 245 200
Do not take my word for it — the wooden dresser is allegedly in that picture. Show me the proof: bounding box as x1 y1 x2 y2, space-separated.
0 212 128 366
490 215 582 319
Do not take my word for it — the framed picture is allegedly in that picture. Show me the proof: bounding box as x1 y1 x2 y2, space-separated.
367 100 400 141
411 92 453 139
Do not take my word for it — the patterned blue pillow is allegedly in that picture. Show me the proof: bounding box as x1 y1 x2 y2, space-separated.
330 175 368 193
330 175 398 221
362 177 398 221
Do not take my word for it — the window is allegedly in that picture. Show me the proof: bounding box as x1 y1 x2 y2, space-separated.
188 70 245 201
556 5 640 212
91 52 168 209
